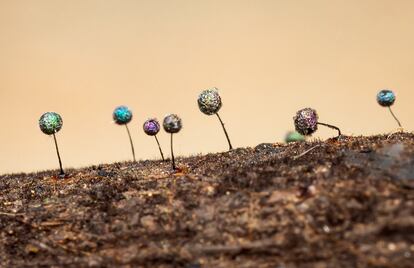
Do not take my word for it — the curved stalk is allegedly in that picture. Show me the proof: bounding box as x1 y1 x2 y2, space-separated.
388 107 402 128
317 122 342 138
216 113 233 150
125 124 136 162
154 135 165 161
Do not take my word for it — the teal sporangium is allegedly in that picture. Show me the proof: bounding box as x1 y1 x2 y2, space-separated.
376 89 402 129
113 106 136 162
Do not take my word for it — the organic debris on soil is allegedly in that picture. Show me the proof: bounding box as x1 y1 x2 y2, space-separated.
1 133 414 267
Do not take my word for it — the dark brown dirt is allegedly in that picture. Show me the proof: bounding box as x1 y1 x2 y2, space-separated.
1 133 414 267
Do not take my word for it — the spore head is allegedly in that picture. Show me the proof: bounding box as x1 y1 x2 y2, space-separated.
143 118 160 136
198 88 222 115
285 131 305 143
293 108 319 136
163 114 182 133
113 106 132 125
39 112 63 135
377 89 396 107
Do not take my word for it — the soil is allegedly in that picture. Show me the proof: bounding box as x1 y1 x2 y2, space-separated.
1 133 414 267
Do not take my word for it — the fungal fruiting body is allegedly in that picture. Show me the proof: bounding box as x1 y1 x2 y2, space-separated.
198 88 233 150
377 89 395 107
294 108 341 138
143 118 165 161
285 131 305 143
293 108 319 136
113 106 136 162
198 88 222 115
39 112 65 175
376 89 402 128
163 114 182 170
113 105 133 124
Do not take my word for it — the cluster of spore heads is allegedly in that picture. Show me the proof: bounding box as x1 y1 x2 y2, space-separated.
38 87 404 175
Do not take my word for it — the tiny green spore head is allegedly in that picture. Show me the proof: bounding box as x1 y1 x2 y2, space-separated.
163 114 182 133
285 131 305 143
377 89 396 107
113 106 133 125
198 88 222 115
39 112 63 135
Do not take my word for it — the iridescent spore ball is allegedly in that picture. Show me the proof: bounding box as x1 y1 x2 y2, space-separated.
143 118 160 136
377 89 396 107
39 112 63 135
293 108 319 136
113 106 132 125
198 88 222 115
163 114 182 133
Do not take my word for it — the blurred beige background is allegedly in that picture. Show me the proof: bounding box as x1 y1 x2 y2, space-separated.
0 0 413 174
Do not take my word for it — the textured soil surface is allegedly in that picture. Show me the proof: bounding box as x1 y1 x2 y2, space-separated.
1 133 414 267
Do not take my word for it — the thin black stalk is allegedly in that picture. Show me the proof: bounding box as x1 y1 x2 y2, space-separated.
52 133 64 175
154 135 165 161
317 122 342 138
216 112 233 150
170 133 176 170
125 124 136 162
388 107 402 128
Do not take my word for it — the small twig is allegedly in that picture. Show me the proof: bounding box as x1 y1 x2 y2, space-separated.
29 240 57 253
293 144 321 160
0 212 24 216
30 240 91 256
